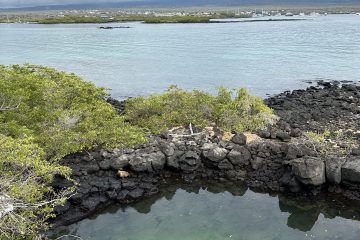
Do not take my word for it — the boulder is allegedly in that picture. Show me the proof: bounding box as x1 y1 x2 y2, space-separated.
250 157 264 170
291 157 325 186
129 152 166 172
129 156 152 172
351 148 360 156
204 147 228 162
286 144 303 160
227 146 251 165
158 140 175 156
325 158 346 184
218 159 234 170
98 159 112 170
179 151 201 172
276 131 291 142
290 128 302 137
201 142 217 151
150 152 166 171
231 133 247 145
110 155 130 170
166 150 184 169
342 157 360 183
84 163 100 174
81 195 102 211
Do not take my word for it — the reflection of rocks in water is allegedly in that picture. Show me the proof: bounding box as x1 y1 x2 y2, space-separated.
206 182 247 197
124 180 247 215
178 180 247 197
278 195 320 232
278 193 360 232
287 209 320 232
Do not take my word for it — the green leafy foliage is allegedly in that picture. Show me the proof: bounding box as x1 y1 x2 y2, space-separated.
0 134 72 239
125 86 277 134
0 64 146 161
0 64 146 239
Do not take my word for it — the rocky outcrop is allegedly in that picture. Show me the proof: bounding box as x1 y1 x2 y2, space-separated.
266 81 360 135
53 82 360 227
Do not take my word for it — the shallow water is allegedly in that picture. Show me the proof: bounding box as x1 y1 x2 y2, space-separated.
54 182 360 240
1 15 360 98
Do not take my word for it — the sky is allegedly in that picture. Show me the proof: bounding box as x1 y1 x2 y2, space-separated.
0 0 129 8
1 0 358 8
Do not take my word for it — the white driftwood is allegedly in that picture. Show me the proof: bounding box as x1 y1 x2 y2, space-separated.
0 194 14 219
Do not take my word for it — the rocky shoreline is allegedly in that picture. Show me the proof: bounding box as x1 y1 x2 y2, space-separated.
51 81 360 228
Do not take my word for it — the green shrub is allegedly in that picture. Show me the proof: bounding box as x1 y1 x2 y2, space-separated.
0 134 72 239
0 64 147 239
0 64 146 161
124 86 277 134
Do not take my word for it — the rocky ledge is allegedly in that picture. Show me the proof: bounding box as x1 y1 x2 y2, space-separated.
52 81 360 227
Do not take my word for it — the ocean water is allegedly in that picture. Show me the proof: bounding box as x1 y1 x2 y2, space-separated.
53 182 360 240
1 14 360 98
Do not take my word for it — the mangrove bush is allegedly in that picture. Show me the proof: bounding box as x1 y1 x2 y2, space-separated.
0 64 145 239
124 86 277 134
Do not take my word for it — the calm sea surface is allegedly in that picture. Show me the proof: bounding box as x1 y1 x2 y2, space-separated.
1 14 360 98
53 182 360 240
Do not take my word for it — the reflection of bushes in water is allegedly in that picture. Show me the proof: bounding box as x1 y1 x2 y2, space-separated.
278 194 360 232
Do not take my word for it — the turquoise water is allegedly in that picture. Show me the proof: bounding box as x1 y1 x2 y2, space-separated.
1 15 360 98
54 182 360 240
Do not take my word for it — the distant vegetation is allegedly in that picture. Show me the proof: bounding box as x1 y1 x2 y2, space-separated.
35 15 214 24
143 16 212 23
36 15 121 24
0 12 252 24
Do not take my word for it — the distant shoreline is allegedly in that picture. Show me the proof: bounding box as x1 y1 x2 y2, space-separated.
1 5 360 24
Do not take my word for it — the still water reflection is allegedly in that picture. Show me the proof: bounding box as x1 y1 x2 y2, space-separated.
55 181 360 240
